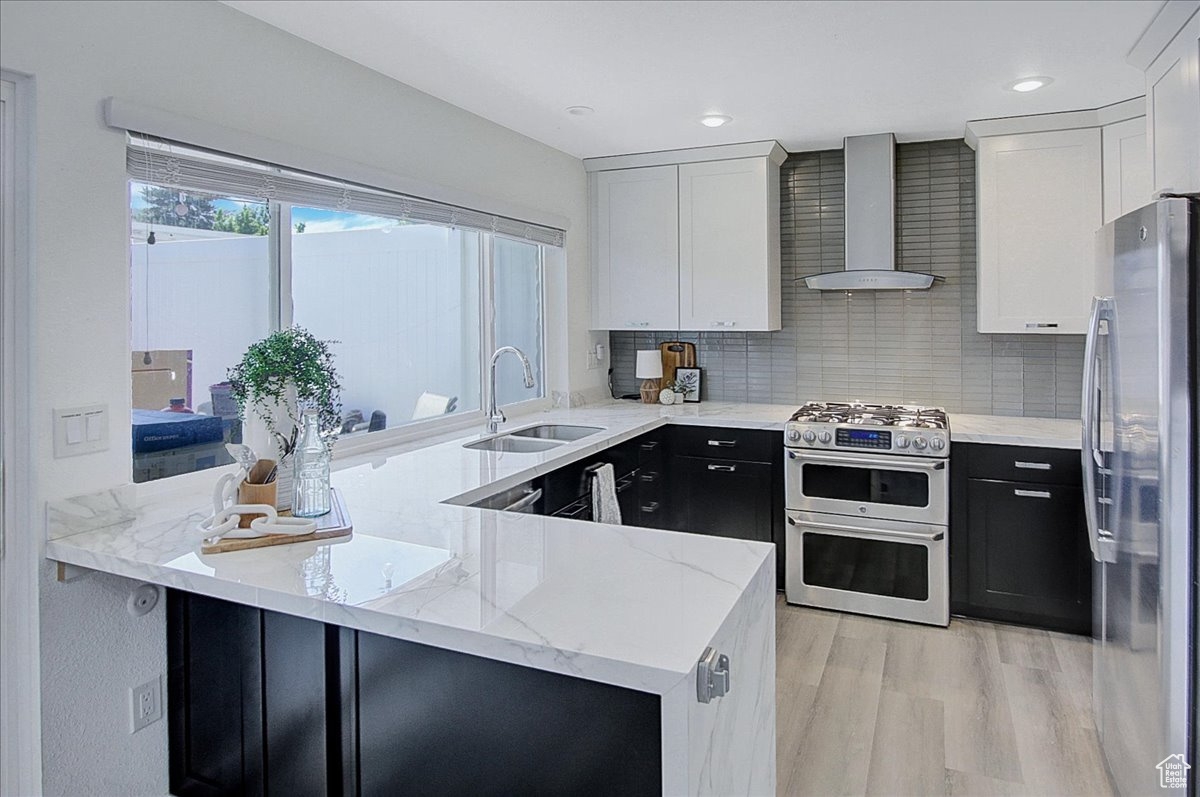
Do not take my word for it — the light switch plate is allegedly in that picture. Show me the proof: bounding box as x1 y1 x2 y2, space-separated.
53 404 109 458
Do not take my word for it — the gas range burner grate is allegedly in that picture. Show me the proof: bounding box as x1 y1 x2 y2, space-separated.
791 401 949 429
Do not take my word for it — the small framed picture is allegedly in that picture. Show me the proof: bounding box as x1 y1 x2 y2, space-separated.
674 367 701 402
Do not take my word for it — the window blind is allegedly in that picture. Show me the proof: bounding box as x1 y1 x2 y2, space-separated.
126 134 565 247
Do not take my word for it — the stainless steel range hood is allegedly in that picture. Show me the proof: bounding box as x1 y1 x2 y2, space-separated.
803 133 943 291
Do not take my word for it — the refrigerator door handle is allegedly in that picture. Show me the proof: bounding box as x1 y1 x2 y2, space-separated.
1081 296 1116 563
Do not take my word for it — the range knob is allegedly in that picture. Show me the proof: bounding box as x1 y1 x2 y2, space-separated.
895 435 909 448
802 430 817 443
930 437 946 451
912 436 929 450
787 428 801 442
818 431 832 444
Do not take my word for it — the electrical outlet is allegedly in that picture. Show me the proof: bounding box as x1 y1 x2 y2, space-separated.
130 676 162 733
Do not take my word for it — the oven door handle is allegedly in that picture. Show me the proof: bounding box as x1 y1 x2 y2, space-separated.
787 450 947 471
788 515 945 542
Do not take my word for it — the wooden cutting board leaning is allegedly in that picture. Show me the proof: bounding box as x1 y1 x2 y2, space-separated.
659 341 697 388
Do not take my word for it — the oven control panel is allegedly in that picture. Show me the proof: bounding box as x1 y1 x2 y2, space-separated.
835 428 891 449
785 422 949 457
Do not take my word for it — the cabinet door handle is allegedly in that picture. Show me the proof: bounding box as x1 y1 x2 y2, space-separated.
1024 322 1059 329
639 441 659 452
710 321 736 327
639 472 658 483
626 321 650 327
1014 461 1052 470
707 440 737 448
708 464 737 472
641 501 660 512
1014 489 1052 499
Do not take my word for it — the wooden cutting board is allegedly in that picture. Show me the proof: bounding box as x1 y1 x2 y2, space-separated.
659 341 697 387
201 488 353 554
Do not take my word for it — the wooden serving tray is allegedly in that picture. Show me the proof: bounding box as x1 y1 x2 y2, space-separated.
201 488 352 554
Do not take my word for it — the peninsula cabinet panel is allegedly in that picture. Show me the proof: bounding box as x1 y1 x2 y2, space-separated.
169 592 337 797
355 631 661 796
976 128 1103 334
590 165 680 330
168 591 265 797
678 157 781 331
168 591 662 796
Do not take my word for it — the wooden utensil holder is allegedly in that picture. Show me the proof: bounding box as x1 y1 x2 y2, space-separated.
238 465 278 528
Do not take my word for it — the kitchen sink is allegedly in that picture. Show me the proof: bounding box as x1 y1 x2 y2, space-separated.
509 424 604 442
463 436 564 453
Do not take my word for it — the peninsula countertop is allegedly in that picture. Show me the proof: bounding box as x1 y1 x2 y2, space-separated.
46 402 784 695
44 400 1081 693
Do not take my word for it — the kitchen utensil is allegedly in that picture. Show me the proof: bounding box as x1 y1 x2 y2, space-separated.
226 443 258 474
659 341 696 388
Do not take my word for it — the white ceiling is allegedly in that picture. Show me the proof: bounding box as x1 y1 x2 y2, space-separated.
223 0 1159 159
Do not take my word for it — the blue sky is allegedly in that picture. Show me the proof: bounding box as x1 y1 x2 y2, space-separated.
130 183 391 232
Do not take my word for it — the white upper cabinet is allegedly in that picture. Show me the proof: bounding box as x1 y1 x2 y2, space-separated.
1102 116 1152 223
586 142 784 332
1144 11 1200 196
975 128 1103 335
590 165 680 330
678 158 781 331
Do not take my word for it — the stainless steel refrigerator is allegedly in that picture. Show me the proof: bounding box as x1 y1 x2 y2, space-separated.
1085 195 1196 795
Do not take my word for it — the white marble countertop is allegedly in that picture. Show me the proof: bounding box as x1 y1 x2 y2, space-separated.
44 400 1079 693
47 402 786 695
949 413 1081 449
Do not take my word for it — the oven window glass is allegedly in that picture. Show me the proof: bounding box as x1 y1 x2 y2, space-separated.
802 464 929 507
802 532 929 601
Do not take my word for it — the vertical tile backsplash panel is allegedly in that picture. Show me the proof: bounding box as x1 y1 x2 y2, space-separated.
610 140 1084 419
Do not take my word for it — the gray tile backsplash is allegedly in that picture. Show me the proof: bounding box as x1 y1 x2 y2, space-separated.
611 140 1084 419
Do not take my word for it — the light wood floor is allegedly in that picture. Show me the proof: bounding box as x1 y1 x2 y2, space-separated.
776 596 1114 797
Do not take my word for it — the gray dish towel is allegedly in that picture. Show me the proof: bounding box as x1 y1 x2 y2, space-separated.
591 463 622 525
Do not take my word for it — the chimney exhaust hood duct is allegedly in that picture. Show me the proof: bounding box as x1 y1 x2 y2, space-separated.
802 133 943 291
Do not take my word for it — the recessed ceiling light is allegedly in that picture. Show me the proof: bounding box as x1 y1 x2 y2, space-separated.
1006 76 1053 93
701 114 733 128
565 105 594 116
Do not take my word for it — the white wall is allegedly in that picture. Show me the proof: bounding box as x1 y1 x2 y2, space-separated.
0 0 602 792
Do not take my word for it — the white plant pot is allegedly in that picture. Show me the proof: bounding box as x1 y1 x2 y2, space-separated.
241 391 297 511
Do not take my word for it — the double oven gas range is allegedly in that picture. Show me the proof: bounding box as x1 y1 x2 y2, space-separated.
784 401 950 626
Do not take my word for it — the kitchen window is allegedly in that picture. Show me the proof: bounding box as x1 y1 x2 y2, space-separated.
127 137 557 482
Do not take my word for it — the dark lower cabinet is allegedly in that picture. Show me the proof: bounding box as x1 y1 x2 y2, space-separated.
168 592 265 797
533 425 785 588
950 443 1092 635
673 455 773 543
168 592 336 797
168 591 661 797
355 631 660 796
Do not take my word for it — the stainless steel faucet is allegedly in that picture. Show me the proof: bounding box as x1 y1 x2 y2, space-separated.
487 346 535 433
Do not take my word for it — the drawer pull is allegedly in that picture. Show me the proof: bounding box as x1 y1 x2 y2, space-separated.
639 441 660 452
708 464 737 472
641 501 660 513
1014 489 1052 499
711 321 737 327
707 440 737 448
1014 461 1052 470
626 321 650 327
639 472 658 483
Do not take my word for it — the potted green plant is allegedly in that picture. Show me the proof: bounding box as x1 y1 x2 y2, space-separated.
227 326 342 510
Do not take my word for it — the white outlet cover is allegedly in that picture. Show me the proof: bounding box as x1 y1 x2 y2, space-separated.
130 675 162 733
